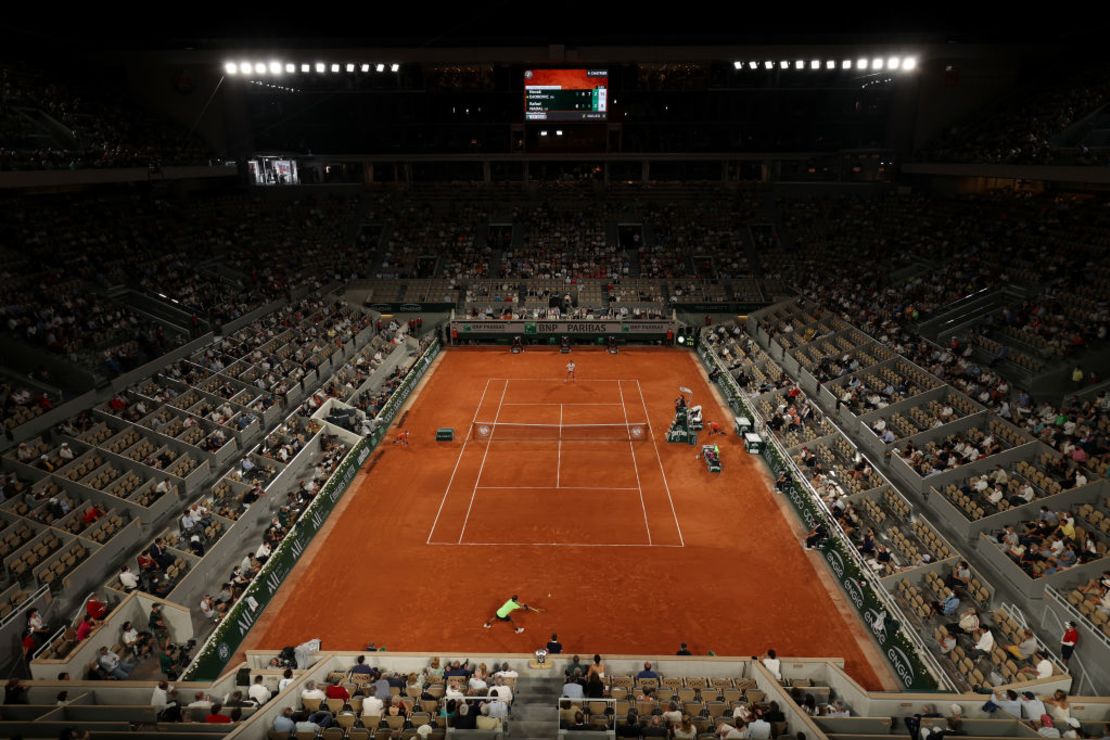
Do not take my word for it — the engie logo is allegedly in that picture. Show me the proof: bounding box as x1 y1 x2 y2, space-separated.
864 607 888 642
825 549 846 579
886 645 917 687
843 577 866 610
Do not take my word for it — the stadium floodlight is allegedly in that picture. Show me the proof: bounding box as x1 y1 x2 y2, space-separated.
301 63 310 73
826 60 836 69
749 61 758 70
556 130 563 136
376 63 386 72
540 130 549 136
734 61 742 69
872 58 883 70
810 59 820 69
239 62 252 75
315 62 325 73
795 60 804 69
902 57 917 71
887 57 901 70
780 60 789 69
361 63 370 72
764 60 773 69
856 58 869 70
391 63 400 72
269 61 282 75
330 63 340 73
841 59 852 69
254 62 266 75
346 63 355 72
285 63 295 73
224 62 238 75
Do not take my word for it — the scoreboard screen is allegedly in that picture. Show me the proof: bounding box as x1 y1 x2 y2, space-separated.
524 69 608 122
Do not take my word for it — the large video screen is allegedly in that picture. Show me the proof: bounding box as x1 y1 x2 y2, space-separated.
524 69 608 122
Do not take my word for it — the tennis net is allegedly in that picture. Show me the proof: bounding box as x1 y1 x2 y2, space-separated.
471 421 647 442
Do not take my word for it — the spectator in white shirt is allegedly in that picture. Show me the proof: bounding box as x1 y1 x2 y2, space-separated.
118 565 139 592
248 675 272 705
760 649 782 680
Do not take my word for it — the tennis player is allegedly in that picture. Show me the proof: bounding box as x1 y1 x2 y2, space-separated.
565 360 576 384
482 594 538 634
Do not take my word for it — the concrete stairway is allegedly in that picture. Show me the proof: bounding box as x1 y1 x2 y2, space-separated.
508 674 562 738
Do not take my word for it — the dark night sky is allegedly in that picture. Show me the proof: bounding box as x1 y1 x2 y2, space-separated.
1 5 1104 52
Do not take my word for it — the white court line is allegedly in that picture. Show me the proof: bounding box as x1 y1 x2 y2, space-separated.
456 379 509 544
556 404 562 488
475 485 640 491
618 379 653 546
488 378 630 382
501 402 623 406
635 379 686 547
428 541 684 548
426 377 492 544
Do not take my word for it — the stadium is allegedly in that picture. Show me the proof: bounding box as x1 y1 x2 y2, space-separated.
0 9 1108 740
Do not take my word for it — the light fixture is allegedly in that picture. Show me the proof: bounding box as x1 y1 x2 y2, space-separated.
254 62 266 75
734 61 742 70
315 62 325 73
902 57 917 71
239 62 253 75
390 63 400 72
887 57 901 70
810 59 820 69
301 64 310 73
376 63 385 72
856 58 869 70
764 61 773 69
872 58 883 70
826 60 836 69
269 61 282 75
780 60 789 69
330 63 340 73
224 62 238 75
540 130 548 136
346 63 355 73
749 61 758 70
795 60 804 69
285 63 295 73
841 60 852 70
361 63 370 72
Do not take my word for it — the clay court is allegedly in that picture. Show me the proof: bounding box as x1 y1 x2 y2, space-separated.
242 347 885 689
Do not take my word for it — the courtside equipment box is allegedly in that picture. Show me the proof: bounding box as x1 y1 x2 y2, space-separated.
734 416 752 436
744 432 764 453
436 428 454 441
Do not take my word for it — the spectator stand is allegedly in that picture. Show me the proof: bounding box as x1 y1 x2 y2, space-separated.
977 493 1110 600
855 387 987 461
699 328 953 690
929 445 1102 541
168 420 353 634
888 416 1039 498
709 332 1069 693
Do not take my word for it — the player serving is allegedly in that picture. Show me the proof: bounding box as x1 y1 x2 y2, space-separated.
565 360 576 384
482 594 542 634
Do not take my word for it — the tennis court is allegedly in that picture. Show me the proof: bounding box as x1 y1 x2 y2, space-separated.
426 377 684 547
239 347 887 690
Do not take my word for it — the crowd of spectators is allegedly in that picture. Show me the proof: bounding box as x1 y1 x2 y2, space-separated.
990 506 1105 579
0 63 213 170
503 203 627 280
925 67 1110 165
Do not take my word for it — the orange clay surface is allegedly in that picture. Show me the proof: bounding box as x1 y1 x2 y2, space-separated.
242 347 882 688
